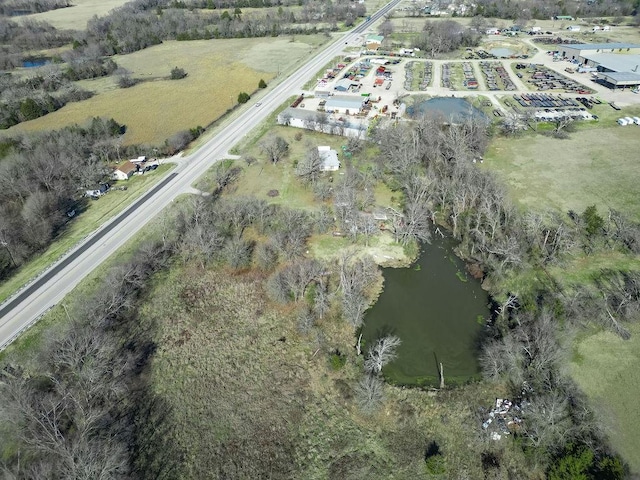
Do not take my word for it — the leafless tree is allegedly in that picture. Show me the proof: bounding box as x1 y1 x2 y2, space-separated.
338 252 378 327
259 134 289 164
266 258 325 303
364 335 401 375
354 374 384 413
295 146 323 184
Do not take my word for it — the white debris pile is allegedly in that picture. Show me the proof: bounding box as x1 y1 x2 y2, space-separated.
481 398 523 440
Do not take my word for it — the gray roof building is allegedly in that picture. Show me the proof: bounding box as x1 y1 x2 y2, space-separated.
325 95 365 112
582 53 640 73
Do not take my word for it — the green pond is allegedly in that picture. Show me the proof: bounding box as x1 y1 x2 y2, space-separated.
362 234 490 386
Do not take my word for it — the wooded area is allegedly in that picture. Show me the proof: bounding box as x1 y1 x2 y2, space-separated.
0 118 126 278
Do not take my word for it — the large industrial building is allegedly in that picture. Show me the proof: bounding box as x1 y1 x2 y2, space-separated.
558 43 640 89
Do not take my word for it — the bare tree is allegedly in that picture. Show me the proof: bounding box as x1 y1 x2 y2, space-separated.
364 335 401 375
260 135 289 164
295 146 323 184
354 374 384 413
338 252 378 327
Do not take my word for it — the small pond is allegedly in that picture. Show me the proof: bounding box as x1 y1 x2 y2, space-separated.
22 58 50 68
489 47 515 58
407 97 487 123
362 234 490 386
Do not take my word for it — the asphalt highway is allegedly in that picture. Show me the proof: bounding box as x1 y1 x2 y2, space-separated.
0 0 402 350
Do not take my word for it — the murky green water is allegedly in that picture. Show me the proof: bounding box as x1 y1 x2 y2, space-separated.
407 97 487 123
362 235 490 386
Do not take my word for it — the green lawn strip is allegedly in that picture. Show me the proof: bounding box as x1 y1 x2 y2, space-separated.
0 164 175 305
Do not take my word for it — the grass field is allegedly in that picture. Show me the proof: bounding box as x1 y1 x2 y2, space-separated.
11 37 326 146
0 165 174 305
16 0 130 30
484 124 640 220
571 323 640 474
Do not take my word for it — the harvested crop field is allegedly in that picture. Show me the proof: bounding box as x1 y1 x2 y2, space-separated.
10 37 326 146
484 126 640 220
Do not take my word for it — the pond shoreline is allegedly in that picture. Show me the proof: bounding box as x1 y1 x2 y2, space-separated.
361 229 492 388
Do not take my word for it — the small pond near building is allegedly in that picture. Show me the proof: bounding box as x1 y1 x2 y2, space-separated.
362 234 490 386
406 97 487 123
489 47 515 58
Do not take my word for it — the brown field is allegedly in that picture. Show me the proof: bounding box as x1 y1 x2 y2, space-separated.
15 0 130 31
10 37 326 146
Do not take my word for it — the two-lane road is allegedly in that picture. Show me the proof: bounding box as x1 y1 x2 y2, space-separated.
0 0 401 350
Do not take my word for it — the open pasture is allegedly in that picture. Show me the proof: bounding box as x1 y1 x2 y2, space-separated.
485 122 640 221
10 37 325 146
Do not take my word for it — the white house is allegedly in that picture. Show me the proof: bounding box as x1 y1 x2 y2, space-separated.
112 161 137 181
318 146 340 171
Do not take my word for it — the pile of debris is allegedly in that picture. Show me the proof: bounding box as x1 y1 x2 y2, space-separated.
481 398 524 440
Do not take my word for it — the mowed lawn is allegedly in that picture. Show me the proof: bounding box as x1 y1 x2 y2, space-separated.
571 323 640 474
484 125 640 220
11 37 326 146
16 0 130 30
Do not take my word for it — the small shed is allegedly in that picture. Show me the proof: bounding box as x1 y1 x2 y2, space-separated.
318 146 340 171
112 161 137 181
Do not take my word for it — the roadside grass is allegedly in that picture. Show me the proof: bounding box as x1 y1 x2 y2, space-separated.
570 322 640 475
0 165 174 305
483 125 640 221
15 0 130 30
11 37 326 146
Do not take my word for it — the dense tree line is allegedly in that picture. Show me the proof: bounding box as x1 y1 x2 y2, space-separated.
413 19 482 57
0 69 95 129
0 0 71 16
76 0 365 55
0 18 74 69
0 241 181 479
0 118 126 278
472 0 636 22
